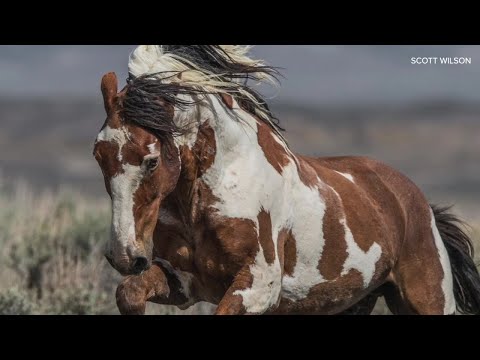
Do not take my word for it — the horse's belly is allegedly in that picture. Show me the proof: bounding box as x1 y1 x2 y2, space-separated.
278 272 379 314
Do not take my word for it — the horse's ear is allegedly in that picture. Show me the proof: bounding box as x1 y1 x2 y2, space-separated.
101 72 118 115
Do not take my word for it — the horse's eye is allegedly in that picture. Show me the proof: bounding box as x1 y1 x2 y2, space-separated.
143 155 160 173
147 158 159 172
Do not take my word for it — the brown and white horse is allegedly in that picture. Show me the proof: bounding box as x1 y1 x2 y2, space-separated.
93 45 480 315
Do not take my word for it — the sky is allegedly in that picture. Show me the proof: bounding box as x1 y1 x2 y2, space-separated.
1 45 480 106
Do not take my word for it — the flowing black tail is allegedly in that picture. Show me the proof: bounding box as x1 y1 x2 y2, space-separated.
432 204 480 314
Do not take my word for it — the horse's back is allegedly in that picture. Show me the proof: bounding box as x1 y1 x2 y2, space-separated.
311 154 432 234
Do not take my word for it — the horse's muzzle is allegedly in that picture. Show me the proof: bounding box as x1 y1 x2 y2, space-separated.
105 253 151 276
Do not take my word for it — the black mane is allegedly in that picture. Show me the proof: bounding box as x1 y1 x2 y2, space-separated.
121 45 284 141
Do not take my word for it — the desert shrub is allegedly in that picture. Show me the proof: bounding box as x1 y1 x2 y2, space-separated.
0 288 38 315
44 286 115 315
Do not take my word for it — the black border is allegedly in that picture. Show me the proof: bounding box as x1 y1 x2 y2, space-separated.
2 10 480 44
2 314 478 341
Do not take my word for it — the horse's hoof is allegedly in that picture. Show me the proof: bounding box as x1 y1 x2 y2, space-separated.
116 280 147 315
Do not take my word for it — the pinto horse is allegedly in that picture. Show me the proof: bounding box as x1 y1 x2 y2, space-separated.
93 45 480 315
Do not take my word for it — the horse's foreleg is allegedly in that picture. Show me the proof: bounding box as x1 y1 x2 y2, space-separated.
215 265 252 315
116 264 170 315
215 264 281 315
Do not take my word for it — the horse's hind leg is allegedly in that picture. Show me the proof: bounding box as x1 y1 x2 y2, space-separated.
384 211 455 315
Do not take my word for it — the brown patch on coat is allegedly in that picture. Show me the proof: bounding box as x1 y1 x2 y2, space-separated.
256 120 291 174
296 156 320 188
273 270 366 314
213 218 260 266
257 209 275 264
191 122 217 176
276 228 292 276
317 269 369 311
93 141 122 186
318 188 348 280
120 124 158 166
219 93 234 109
283 232 297 277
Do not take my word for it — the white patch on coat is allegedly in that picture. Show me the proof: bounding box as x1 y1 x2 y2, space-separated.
233 235 283 313
96 125 130 162
334 170 355 183
340 218 382 287
281 174 328 301
430 209 456 314
147 142 157 154
110 164 143 249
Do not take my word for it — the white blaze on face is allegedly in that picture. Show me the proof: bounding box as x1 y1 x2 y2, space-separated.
96 125 147 253
110 164 144 249
430 209 456 314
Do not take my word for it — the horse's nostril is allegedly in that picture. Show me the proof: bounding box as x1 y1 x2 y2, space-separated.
132 256 148 274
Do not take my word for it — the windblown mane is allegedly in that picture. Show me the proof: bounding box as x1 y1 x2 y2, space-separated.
121 45 285 142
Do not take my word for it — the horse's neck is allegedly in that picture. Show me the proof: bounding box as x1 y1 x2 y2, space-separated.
168 94 267 224
176 93 260 166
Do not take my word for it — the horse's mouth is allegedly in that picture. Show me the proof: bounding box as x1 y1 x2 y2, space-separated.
104 254 148 276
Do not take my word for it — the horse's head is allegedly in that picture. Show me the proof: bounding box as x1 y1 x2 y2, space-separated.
93 72 181 275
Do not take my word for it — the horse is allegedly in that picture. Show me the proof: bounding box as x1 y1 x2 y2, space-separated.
93 45 480 315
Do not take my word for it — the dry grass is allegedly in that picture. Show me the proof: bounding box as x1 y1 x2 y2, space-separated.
0 179 214 315
0 178 478 315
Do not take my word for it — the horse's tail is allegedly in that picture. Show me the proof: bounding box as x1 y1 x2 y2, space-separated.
431 204 480 314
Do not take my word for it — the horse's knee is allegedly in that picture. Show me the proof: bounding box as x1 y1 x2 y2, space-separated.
234 286 281 314
116 277 147 315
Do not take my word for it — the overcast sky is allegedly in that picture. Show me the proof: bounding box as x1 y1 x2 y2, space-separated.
1 45 479 105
